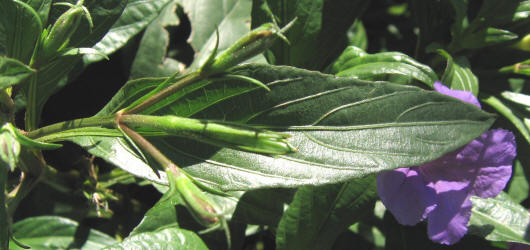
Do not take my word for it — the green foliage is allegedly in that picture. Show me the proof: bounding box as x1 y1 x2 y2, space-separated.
63 64 494 190
0 0 43 64
251 0 370 70
0 0 529 249
9 216 118 249
84 0 173 64
128 1 180 79
104 228 208 250
469 192 530 245
328 46 438 86
438 49 479 96
0 56 35 90
275 176 377 250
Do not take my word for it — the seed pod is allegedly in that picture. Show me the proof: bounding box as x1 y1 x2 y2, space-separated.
166 167 219 227
202 20 295 75
120 114 297 155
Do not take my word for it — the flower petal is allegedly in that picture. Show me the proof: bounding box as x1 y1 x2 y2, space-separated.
427 188 472 245
433 82 481 108
377 167 437 225
465 129 516 198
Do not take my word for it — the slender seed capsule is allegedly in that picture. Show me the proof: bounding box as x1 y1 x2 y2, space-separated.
166 167 219 227
120 114 297 155
202 20 295 75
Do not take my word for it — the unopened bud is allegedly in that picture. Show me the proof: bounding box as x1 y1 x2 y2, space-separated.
38 0 92 62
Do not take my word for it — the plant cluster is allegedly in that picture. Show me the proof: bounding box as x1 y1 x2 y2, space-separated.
0 0 529 249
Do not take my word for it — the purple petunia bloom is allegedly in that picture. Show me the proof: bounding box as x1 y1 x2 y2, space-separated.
377 82 517 245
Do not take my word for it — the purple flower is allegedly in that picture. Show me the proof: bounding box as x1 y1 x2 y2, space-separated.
377 82 517 245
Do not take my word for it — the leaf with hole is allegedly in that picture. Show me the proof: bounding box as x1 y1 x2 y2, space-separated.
251 0 370 70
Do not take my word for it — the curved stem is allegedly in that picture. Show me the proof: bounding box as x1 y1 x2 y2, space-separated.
118 124 180 176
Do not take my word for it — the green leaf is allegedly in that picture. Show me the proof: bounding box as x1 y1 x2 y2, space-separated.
468 192 530 245
17 0 127 128
408 0 454 55
20 55 79 128
513 1 530 23
83 0 172 64
130 186 183 235
129 2 181 79
67 64 494 191
507 160 529 204
1 123 61 150
25 0 52 26
182 0 261 71
251 0 370 70
468 0 521 29
346 21 368 50
0 56 35 90
483 95 530 146
449 0 468 39
68 0 128 49
448 0 521 52
439 50 479 96
349 207 387 248
328 46 438 87
460 28 518 49
0 0 43 64
275 175 377 250
104 228 208 250
96 77 166 116
232 188 294 226
502 91 530 108
9 216 118 249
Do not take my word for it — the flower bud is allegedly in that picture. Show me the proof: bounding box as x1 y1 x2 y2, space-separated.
38 1 92 62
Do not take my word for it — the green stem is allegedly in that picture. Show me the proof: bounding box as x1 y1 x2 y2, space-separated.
25 75 38 131
118 124 181 176
123 72 202 115
0 166 8 249
25 115 117 140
